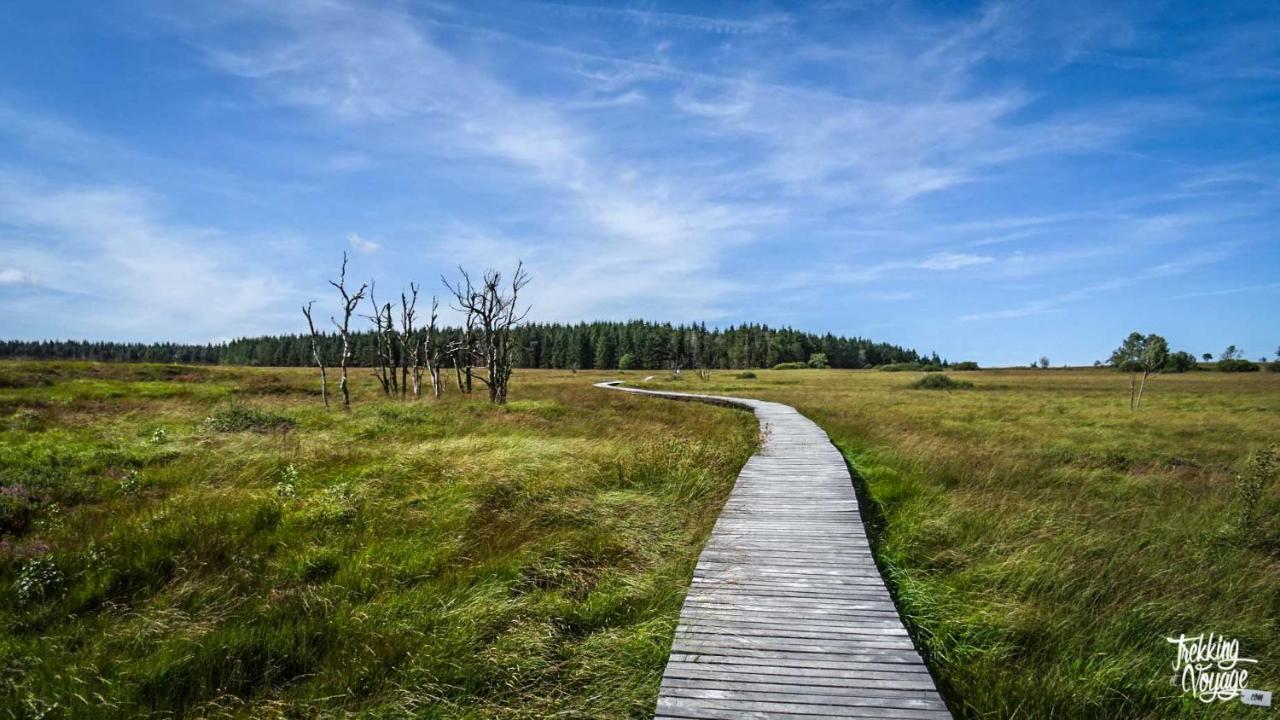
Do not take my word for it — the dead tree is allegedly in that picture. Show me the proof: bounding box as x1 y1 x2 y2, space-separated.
400 284 420 398
302 301 330 408
329 253 367 411
448 309 476 394
423 295 443 397
442 262 530 404
366 283 399 397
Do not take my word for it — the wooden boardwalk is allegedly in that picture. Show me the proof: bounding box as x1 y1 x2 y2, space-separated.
596 381 951 720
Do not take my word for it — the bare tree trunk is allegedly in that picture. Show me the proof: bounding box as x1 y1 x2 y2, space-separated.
329 253 368 412
423 296 442 398
400 285 420 399
384 303 399 397
367 285 387 395
302 301 329 409
366 285 398 397
1136 370 1150 410
1128 372 1137 410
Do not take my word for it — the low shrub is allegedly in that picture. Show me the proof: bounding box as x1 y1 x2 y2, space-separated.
1218 359 1261 373
735 371 757 379
951 361 980 371
773 362 808 370
204 403 295 433
911 374 974 390
880 362 943 372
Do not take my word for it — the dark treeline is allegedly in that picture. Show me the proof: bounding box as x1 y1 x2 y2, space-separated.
0 321 923 370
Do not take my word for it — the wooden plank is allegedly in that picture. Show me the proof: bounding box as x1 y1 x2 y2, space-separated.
594 382 952 719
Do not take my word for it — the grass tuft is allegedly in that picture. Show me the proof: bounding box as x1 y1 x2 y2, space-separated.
203 402 296 433
911 374 975 390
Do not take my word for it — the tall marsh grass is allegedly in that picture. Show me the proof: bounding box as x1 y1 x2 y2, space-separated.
0 362 756 718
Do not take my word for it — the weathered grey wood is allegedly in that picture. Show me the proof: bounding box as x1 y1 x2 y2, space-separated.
595 381 951 719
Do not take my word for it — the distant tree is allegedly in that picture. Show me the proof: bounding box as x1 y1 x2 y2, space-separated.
1222 345 1240 361
0 322 930 372
1166 351 1198 373
1038 356 1050 369
1202 353 1213 362
807 352 829 369
593 330 618 371
617 353 637 370
1109 332 1169 410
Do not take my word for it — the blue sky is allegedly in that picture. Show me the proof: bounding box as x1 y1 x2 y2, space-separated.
0 1 1276 365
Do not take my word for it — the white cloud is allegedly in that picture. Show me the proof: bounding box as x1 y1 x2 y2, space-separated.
346 232 380 253
0 267 33 285
917 253 994 271
0 176 293 340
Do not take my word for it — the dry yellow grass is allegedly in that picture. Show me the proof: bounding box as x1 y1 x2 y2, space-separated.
633 366 1280 718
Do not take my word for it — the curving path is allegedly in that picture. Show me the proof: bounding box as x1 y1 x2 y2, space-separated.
596 381 951 720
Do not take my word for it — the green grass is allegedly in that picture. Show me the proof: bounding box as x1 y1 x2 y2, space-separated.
0 362 757 719
635 367 1280 719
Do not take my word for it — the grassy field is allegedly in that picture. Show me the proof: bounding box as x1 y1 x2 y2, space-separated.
634 367 1280 718
3 362 1277 719
0 362 757 719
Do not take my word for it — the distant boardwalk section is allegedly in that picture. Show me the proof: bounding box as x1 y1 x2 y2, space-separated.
596 381 951 720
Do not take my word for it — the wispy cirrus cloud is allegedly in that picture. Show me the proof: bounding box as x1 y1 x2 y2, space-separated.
537 3 793 36
169 0 789 320
959 245 1235 321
